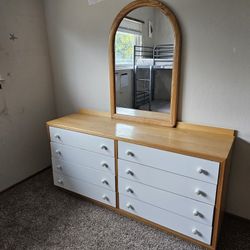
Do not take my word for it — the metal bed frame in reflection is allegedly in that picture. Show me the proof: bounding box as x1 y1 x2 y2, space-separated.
133 44 174 110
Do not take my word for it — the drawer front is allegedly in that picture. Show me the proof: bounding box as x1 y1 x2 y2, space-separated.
50 127 114 157
52 158 115 191
118 141 219 184
120 195 212 245
53 171 116 207
51 142 115 174
118 160 217 205
119 177 214 225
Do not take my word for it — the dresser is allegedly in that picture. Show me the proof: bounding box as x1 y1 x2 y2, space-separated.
47 111 234 250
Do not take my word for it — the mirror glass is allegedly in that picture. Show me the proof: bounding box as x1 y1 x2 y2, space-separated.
115 7 175 114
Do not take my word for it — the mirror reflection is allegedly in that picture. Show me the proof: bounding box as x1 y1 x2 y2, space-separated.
115 7 175 114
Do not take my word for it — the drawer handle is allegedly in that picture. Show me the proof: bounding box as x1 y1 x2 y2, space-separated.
195 189 207 197
102 195 109 201
55 150 62 156
54 134 61 140
126 169 134 176
126 203 134 210
56 165 62 170
101 145 108 151
101 162 109 169
57 179 63 184
192 228 202 237
197 168 209 175
101 179 109 185
126 187 134 194
126 150 134 157
193 209 203 218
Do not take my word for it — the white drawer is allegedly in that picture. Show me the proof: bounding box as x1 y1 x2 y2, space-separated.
119 195 212 245
50 127 114 157
51 142 115 174
119 177 214 225
52 158 115 191
118 160 217 205
118 142 219 184
53 171 116 207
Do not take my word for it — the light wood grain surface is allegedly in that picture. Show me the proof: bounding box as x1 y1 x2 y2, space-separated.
47 113 234 162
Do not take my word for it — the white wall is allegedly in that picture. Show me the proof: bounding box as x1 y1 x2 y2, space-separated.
0 0 56 191
44 0 250 220
153 8 174 45
129 7 155 47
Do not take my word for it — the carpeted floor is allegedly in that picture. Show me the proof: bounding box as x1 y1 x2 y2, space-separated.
0 169 249 250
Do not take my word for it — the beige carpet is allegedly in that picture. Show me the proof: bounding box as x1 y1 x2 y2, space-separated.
0 169 249 250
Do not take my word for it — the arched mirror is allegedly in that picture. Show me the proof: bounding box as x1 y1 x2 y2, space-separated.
109 0 181 127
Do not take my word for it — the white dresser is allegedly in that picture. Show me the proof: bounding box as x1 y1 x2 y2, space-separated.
49 127 116 207
118 141 219 244
47 113 234 250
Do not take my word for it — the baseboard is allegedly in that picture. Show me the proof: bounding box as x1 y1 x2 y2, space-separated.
224 211 250 223
0 166 52 194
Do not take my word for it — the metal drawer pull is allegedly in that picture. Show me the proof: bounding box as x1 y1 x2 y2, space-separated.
102 195 109 201
126 150 134 157
192 228 202 237
126 203 134 210
197 168 209 175
54 134 61 140
195 189 207 197
101 179 109 185
101 145 108 151
193 209 203 218
126 187 134 194
55 150 62 155
101 162 109 168
193 209 199 216
126 169 134 176
57 179 63 184
56 165 62 170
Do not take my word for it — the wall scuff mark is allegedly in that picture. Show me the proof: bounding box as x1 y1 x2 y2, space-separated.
0 92 8 116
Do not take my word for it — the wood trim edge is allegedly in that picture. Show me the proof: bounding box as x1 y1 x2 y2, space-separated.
79 108 111 117
177 122 235 137
211 147 233 249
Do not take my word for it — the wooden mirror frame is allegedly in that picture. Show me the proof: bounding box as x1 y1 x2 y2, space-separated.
109 0 181 127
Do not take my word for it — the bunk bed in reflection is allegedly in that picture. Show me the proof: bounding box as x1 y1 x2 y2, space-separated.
133 44 174 111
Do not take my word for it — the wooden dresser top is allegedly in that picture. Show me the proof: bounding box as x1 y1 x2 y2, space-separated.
47 112 235 162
